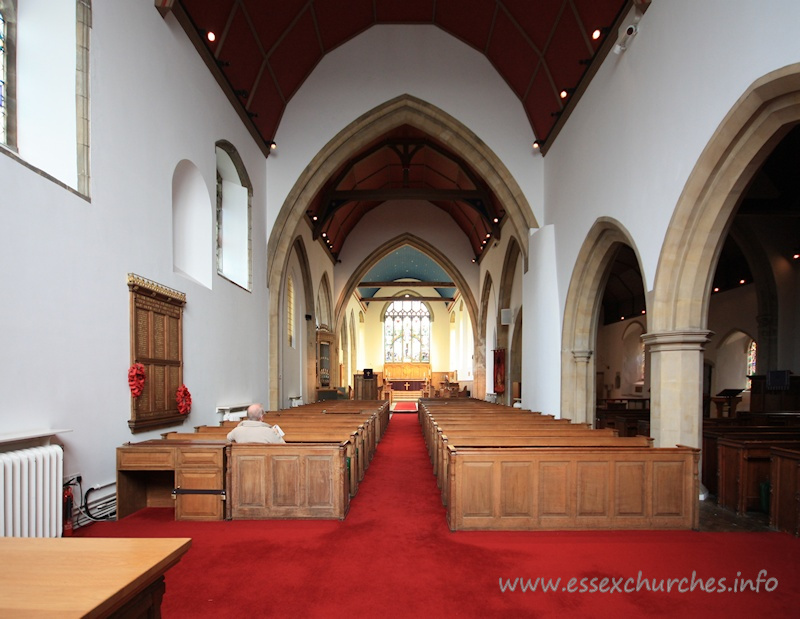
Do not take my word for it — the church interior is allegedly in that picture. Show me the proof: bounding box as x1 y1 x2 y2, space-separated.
1 0 800 616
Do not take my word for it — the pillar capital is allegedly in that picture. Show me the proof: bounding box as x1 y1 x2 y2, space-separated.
642 329 713 352
571 349 593 363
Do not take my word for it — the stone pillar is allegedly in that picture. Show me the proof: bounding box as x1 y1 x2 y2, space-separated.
643 330 712 450
570 350 593 424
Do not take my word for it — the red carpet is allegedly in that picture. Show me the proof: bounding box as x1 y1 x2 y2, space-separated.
80 415 800 618
392 402 418 412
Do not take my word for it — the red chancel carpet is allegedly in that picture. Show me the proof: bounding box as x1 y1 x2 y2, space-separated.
79 414 800 618
392 402 418 412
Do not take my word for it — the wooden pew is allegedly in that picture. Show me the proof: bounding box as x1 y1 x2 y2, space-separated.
717 437 800 514
702 427 800 496
770 447 800 536
226 442 350 520
445 444 699 531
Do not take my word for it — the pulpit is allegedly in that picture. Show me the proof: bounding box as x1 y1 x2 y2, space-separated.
354 373 378 399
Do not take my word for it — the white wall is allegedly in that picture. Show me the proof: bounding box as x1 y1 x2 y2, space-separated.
0 2 268 494
544 0 800 315
267 24 542 234
521 226 561 415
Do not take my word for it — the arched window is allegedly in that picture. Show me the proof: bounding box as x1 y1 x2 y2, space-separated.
287 274 295 348
216 141 252 290
1 9 8 144
384 300 430 363
746 339 757 389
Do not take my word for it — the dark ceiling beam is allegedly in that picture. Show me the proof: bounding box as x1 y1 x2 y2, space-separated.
366 296 454 303
311 137 502 240
155 1 273 158
359 281 455 288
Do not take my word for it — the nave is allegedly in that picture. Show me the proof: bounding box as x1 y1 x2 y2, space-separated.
80 413 799 618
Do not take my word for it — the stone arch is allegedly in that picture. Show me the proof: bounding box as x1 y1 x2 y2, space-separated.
651 64 800 333
266 95 536 406
334 232 483 400
496 236 523 404
277 236 316 407
560 218 646 424
478 272 495 401
647 63 800 449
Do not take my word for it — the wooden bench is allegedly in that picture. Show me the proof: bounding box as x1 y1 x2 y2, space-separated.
770 447 800 536
445 444 698 531
717 437 800 514
227 442 349 520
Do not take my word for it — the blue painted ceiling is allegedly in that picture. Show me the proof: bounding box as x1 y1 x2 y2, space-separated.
358 246 456 301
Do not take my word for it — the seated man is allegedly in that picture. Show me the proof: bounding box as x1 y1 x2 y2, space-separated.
227 403 285 444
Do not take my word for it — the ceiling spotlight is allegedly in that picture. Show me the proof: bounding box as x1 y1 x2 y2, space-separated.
739 279 746 284
533 140 542 150
312 216 318 221
793 253 800 260
713 287 720 292
560 88 575 99
322 232 327 238
471 258 476 263
592 29 602 40
270 141 277 150
493 217 499 223
485 233 491 238
620 316 625 321
641 310 646 314
206 31 216 42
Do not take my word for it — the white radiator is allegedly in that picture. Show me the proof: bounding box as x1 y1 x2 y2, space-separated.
0 446 63 537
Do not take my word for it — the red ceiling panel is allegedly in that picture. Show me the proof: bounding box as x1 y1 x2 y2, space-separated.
524 65 561 141
247 76 284 141
502 0 562 51
218 8 264 94
545 8 588 94
181 0 236 40
268 8 323 100
486 9 539 99
314 0 375 51
434 0 496 52
376 0 435 23
242 0 306 55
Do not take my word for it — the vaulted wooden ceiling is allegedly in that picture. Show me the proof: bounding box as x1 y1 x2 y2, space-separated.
159 0 638 157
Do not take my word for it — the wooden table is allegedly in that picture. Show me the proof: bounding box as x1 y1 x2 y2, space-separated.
0 537 191 618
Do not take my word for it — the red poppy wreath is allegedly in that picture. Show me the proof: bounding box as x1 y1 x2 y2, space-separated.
127 363 146 398
176 385 192 415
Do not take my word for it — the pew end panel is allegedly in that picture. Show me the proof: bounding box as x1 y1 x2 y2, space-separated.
446 446 699 531
228 442 350 520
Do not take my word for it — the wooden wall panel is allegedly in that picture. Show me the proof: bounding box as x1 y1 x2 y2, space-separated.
500 462 533 517
539 462 569 516
462 462 493 517
616 462 645 516
273 456 300 506
307 456 334 507
653 461 684 516
577 462 608 516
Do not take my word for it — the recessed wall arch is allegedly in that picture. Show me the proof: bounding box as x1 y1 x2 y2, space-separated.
561 218 646 423
277 236 316 408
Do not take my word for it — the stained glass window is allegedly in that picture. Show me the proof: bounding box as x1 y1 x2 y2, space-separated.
746 339 757 389
287 275 295 348
1 11 7 144
384 300 430 363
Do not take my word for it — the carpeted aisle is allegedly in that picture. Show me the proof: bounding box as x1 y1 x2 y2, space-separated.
80 414 800 618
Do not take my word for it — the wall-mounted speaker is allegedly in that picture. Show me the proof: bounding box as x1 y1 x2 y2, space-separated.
500 308 513 325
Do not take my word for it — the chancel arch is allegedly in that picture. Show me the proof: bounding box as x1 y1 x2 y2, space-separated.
334 233 481 399
561 218 646 424
266 95 534 407
648 63 800 449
